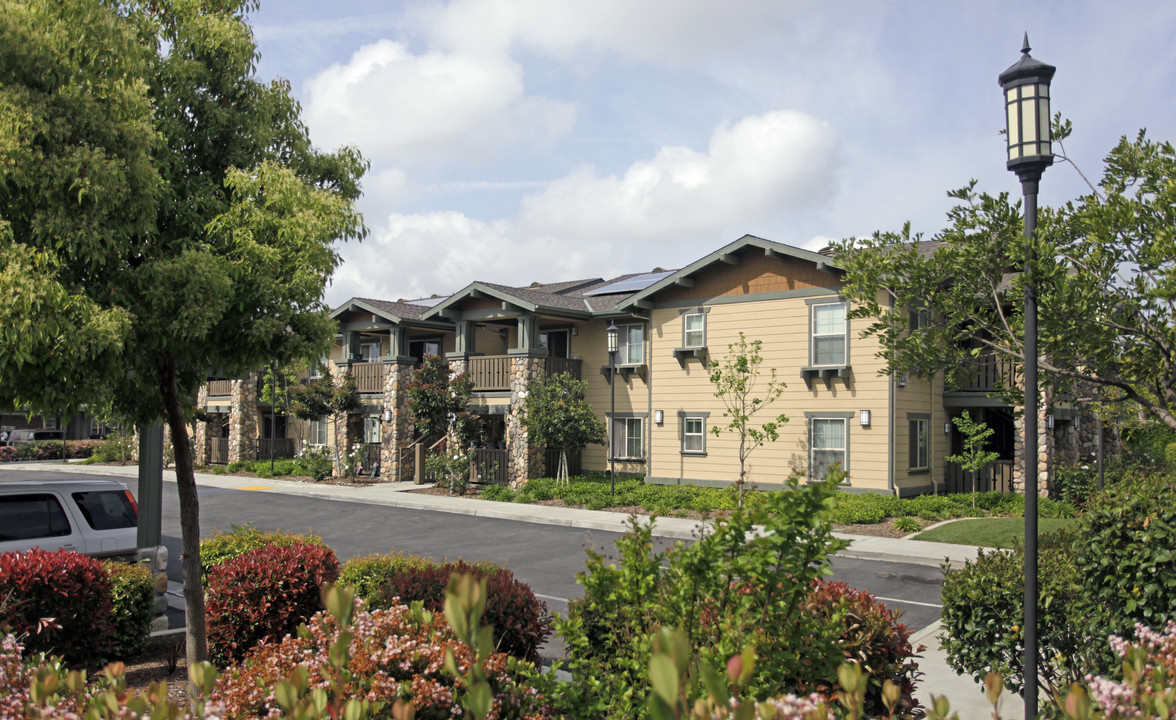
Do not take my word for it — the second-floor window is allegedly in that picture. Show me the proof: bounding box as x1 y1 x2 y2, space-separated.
617 324 645 365
811 302 847 366
683 312 705 348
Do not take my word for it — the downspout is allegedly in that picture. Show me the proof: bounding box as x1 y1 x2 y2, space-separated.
888 294 895 495
646 316 653 481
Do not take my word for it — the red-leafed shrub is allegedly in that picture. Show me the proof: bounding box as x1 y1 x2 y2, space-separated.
213 601 555 720
0 447 16 462
372 560 551 662
805 579 923 718
205 542 339 666
0 549 113 665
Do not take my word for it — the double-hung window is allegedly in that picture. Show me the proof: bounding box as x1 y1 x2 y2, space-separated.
683 312 705 348
811 302 847 366
681 414 706 455
611 417 644 460
909 416 930 472
617 324 645 365
810 416 848 481
310 420 329 446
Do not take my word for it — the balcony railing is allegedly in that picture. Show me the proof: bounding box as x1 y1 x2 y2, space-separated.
352 362 388 393
207 379 232 397
468 356 582 392
957 353 1017 393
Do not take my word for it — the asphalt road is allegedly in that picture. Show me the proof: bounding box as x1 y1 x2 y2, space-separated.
3 468 945 635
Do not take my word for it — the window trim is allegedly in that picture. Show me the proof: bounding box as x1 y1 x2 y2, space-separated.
615 323 646 366
309 419 329 446
678 411 709 457
606 412 647 461
808 300 848 367
909 413 930 474
804 411 853 482
680 308 708 349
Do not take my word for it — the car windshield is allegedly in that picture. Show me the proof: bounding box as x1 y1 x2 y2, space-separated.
71 490 137 531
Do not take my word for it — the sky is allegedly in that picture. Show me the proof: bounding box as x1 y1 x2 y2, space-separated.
246 1 1176 309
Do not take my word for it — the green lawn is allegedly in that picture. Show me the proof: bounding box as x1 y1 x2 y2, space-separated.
911 517 1077 548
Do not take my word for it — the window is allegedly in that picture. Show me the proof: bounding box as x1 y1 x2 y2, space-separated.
681 414 706 455
683 312 705 348
811 302 847 366
540 329 570 358
409 339 441 362
611 417 644 460
909 416 930 472
617 324 645 365
360 342 380 361
364 416 381 444
310 420 329 446
810 417 848 481
309 356 328 379
909 303 929 331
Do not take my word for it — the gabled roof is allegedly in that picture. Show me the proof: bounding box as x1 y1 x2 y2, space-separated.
615 234 841 310
421 281 597 321
330 297 450 325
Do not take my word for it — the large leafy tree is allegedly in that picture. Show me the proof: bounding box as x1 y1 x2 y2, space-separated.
520 371 606 482
0 0 366 674
835 129 1176 430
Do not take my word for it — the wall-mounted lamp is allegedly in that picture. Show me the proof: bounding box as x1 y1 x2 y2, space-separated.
896 374 907 388
571 326 579 336
1047 414 1055 430
654 409 664 425
944 421 952 435
859 409 871 427
382 409 392 423
1074 415 1080 430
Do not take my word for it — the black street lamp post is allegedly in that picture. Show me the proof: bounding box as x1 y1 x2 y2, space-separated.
606 321 619 498
999 33 1055 719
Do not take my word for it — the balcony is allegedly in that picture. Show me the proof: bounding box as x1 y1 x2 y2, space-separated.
468 356 582 392
207 379 232 397
352 362 388 394
957 353 1017 393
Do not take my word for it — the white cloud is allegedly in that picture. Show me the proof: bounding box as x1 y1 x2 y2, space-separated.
517 110 842 242
303 40 576 167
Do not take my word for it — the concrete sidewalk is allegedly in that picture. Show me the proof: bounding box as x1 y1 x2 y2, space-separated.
5 461 1013 718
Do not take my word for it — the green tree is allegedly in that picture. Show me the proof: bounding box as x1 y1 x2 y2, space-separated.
0 0 366 674
406 354 476 443
520 372 607 483
707 333 788 507
946 411 1000 508
835 128 1176 431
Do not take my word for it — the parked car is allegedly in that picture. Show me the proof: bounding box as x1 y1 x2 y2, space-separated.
0 479 138 557
4 428 65 446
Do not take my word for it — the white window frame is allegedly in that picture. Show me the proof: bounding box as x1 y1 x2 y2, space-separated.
611 416 645 460
909 416 930 472
364 416 381 444
683 312 706 348
616 323 645 365
680 414 706 455
810 301 848 367
309 356 328 380
808 414 849 482
360 342 381 361
309 419 329 446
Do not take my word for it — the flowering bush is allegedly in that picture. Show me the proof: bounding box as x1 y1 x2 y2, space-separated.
0 549 113 666
0 440 102 462
426 450 472 494
345 443 366 479
372 559 552 662
296 444 333 481
1086 622 1176 719
206 542 339 666
213 599 556 720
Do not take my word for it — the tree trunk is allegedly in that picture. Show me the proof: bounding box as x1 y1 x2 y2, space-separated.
159 359 209 695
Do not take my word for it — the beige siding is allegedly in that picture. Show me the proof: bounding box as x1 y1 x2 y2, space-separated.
892 372 948 495
578 318 652 474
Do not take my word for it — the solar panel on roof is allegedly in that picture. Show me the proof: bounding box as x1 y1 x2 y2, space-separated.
582 270 675 297
406 296 445 307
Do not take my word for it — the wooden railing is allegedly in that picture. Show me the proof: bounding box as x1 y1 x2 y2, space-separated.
944 459 1014 494
473 448 509 485
258 438 299 459
958 354 1017 393
210 438 229 465
207 379 232 397
468 356 583 391
352 362 388 393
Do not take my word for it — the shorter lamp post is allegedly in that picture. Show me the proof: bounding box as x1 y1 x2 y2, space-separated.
606 321 619 498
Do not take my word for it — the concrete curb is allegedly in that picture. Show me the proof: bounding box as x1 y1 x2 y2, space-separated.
2 462 977 566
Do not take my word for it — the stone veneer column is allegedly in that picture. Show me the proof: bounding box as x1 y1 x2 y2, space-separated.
193 386 210 466
1011 401 1050 496
228 372 259 463
380 359 415 482
506 355 545 487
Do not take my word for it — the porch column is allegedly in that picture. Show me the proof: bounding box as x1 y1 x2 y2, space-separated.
193 385 211 466
1011 401 1049 496
228 372 259 463
507 353 546 487
380 358 416 482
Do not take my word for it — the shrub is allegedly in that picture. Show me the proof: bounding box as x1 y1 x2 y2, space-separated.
212 599 555 719
1087 622 1176 718
86 433 135 463
337 551 432 603
1121 422 1176 467
940 528 1099 698
804 580 921 717
0 549 113 666
372 559 551 662
199 525 328 583
480 484 515 502
893 516 921 534
426 450 472 494
205 542 339 666
298 445 333 482
103 560 155 661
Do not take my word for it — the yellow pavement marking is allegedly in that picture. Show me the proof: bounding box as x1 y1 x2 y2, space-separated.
238 486 273 491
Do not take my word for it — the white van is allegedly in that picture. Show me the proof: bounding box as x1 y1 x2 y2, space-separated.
0 479 138 557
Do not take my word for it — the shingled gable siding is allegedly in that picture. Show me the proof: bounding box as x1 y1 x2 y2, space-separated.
653 252 835 304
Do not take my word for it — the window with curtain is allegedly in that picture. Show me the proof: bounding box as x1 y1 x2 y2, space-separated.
810 417 847 481
611 417 644 459
310 420 329 446
683 312 705 348
617 324 645 365
811 302 847 366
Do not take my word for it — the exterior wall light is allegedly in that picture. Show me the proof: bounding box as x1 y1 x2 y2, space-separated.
654 409 664 425
859 409 871 427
